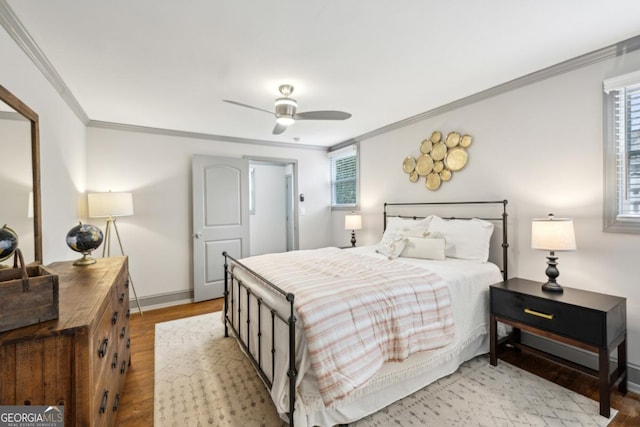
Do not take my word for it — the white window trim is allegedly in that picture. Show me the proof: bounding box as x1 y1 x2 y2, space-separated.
603 71 640 233
328 144 359 210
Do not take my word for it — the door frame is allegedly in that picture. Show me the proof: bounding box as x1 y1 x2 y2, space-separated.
244 156 299 251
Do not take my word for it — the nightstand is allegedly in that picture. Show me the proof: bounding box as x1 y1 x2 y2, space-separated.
489 278 627 418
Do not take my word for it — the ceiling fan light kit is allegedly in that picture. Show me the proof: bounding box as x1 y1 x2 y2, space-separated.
223 84 351 135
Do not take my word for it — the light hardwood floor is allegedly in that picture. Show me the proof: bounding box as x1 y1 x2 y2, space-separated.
115 299 639 426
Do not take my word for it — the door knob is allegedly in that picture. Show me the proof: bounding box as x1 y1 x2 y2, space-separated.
194 233 202 239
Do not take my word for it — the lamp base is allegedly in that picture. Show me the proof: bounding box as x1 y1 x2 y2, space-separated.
73 252 97 266
541 252 563 293
350 230 357 247
541 281 563 293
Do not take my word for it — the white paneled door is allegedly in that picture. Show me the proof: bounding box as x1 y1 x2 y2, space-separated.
192 155 249 302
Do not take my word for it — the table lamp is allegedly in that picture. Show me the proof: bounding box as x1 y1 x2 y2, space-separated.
531 214 576 293
345 214 362 247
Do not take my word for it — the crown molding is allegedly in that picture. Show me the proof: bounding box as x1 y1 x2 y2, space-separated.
333 33 640 150
0 0 89 123
87 120 328 151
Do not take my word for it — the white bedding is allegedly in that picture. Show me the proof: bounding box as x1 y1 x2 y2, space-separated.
227 245 503 426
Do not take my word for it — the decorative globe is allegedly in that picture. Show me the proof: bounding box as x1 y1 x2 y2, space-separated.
0 224 19 263
66 222 103 265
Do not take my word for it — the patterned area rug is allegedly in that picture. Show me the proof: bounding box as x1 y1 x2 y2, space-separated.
154 312 616 426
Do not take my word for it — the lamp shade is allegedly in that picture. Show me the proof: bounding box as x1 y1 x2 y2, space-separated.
88 192 134 218
344 214 362 231
531 215 576 251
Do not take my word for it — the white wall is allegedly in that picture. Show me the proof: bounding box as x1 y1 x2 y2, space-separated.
332 50 640 373
86 126 331 301
1 26 86 264
250 163 287 256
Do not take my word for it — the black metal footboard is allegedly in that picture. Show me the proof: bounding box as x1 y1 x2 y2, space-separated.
222 251 297 426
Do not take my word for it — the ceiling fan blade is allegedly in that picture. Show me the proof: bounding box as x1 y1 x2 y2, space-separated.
223 99 274 115
294 111 352 121
272 123 288 135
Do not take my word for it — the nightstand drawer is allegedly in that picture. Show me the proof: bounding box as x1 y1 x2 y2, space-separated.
491 287 604 346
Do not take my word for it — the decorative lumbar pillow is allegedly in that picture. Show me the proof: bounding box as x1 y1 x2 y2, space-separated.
427 216 494 262
376 234 408 259
380 216 432 243
400 234 446 260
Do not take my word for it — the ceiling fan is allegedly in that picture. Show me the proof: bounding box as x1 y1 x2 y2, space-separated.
223 84 352 135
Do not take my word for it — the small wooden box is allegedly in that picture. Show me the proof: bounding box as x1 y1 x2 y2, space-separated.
0 264 59 332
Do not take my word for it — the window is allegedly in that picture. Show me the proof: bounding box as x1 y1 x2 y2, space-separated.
329 145 358 208
603 70 640 233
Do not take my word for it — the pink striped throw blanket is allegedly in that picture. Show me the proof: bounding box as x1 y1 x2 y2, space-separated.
239 247 455 406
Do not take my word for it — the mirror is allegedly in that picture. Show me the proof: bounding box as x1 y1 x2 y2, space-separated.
0 84 42 265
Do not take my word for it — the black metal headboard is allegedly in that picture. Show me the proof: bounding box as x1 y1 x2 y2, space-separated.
383 200 509 280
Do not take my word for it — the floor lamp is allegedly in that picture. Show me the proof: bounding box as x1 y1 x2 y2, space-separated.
88 192 143 315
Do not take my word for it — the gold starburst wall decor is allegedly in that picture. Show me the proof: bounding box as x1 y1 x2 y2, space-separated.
402 130 472 190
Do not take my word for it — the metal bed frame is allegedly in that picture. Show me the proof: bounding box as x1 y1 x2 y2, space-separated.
222 199 509 426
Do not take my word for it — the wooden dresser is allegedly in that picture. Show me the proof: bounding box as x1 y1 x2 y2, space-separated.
0 257 131 426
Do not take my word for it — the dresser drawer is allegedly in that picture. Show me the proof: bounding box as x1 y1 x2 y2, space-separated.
491 287 605 347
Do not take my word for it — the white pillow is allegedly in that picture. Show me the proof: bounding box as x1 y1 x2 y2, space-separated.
381 216 432 242
376 235 408 259
400 235 446 260
427 216 494 262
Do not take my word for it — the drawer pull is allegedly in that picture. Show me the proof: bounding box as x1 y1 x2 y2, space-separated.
524 308 554 320
112 311 119 325
126 338 131 349
111 352 118 369
120 360 127 375
113 393 121 412
125 279 129 289
99 390 109 414
119 292 125 303
98 338 108 358
120 326 126 339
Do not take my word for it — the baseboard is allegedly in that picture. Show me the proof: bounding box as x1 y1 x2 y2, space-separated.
128 290 193 313
521 332 640 394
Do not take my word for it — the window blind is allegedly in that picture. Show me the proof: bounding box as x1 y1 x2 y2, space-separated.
329 145 358 207
612 85 640 218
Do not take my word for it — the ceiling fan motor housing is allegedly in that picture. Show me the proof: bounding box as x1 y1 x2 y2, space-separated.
275 97 297 115
275 97 297 124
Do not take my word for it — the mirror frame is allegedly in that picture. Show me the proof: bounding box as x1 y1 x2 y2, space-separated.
0 84 42 263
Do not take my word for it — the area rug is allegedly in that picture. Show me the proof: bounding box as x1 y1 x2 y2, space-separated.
154 312 616 426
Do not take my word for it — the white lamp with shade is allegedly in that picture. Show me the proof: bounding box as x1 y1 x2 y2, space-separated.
344 213 362 247
88 191 142 314
531 214 576 293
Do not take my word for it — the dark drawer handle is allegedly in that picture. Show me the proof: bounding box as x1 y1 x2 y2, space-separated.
99 390 109 414
524 308 554 320
119 292 125 303
125 279 129 289
126 338 131 349
112 311 119 325
120 360 127 375
126 309 130 319
111 352 118 369
98 338 108 358
120 326 126 339
113 393 120 412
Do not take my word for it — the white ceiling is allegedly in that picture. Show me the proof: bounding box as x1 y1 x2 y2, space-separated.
6 0 640 147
